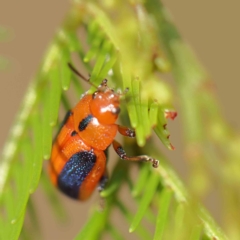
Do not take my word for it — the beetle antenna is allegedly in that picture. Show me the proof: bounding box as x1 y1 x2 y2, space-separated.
123 87 129 94
118 87 129 97
68 63 98 89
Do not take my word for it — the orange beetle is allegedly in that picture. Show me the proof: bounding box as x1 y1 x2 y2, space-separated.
49 64 159 200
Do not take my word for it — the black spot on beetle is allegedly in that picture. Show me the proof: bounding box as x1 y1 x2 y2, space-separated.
78 114 93 131
62 111 73 127
71 130 78 136
53 110 73 142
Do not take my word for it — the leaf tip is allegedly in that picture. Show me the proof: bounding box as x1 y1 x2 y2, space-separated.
129 226 135 233
169 143 175 150
83 57 89 62
164 110 177 120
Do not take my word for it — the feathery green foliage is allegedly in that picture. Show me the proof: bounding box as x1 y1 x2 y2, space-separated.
0 0 237 239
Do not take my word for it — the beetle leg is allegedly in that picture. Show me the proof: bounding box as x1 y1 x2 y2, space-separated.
98 171 108 192
117 125 135 138
112 140 159 168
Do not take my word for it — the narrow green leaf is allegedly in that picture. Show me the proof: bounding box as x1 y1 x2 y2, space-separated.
41 171 67 221
131 79 140 116
75 208 108 240
24 198 41 238
116 200 153 240
0 211 4 239
101 164 126 197
87 20 101 43
87 19 99 36
86 2 120 49
87 23 106 48
64 31 82 52
121 64 138 128
134 197 156 224
131 79 145 146
84 42 101 62
172 203 185 240
1 181 24 240
13 137 33 221
100 180 121 198
98 48 117 80
129 172 159 232
42 86 53 160
190 224 202 240
71 72 85 97
154 108 173 150
199 207 227 240
0 81 37 196
49 61 62 126
9 213 25 240
29 110 43 192
59 47 71 90
132 165 150 197
61 93 72 111
140 95 150 140
125 175 134 192
144 207 156 224
107 225 125 240
149 101 158 127
84 28 104 62
153 188 172 240
135 124 144 147
90 40 112 84
2 186 14 238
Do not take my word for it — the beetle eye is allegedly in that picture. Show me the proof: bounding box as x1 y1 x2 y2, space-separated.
112 107 120 115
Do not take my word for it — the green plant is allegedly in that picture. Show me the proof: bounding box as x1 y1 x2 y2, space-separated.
0 0 238 239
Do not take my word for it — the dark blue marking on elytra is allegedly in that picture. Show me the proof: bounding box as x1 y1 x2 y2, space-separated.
78 114 93 132
57 150 96 199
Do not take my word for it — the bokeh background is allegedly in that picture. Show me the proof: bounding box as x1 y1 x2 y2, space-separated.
1 1 240 239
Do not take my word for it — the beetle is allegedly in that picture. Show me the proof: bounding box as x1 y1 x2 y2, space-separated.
49 64 159 200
